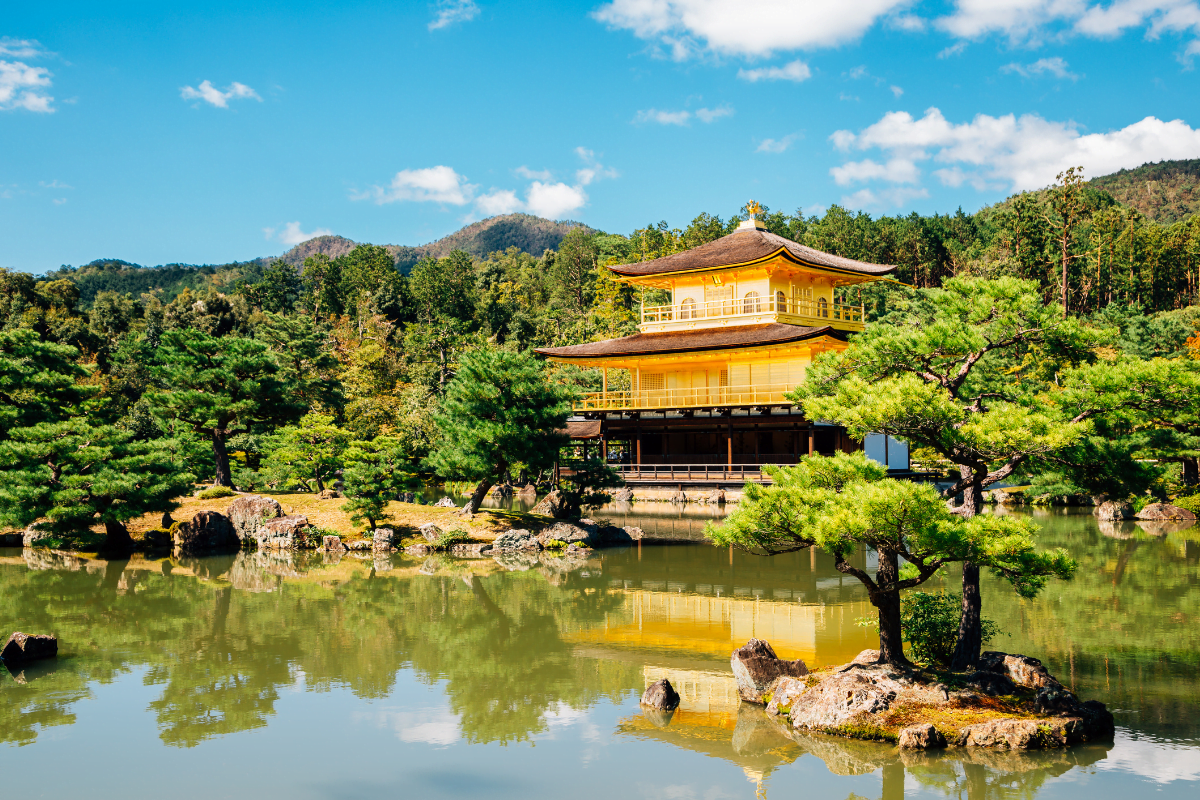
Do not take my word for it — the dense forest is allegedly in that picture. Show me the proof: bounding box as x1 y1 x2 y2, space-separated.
2 161 1199 549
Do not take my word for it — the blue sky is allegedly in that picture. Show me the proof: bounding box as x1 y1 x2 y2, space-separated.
4 0 1200 272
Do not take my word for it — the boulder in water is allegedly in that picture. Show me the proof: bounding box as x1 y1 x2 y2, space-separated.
1096 500 1133 520
373 528 397 550
259 515 315 549
493 529 541 550
418 523 442 543
226 495 283 546
898 723 947 750
433 497 457 509
641 678 680 711
173 511 239 555
1135 502 1196 521
731 638 809 704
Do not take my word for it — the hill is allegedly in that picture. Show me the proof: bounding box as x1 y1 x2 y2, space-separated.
1088 159 1200 224
276 213 593 271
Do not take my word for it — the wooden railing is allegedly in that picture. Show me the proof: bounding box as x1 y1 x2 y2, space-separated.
616 463 774 482
574 382 795 412
641 296 864 329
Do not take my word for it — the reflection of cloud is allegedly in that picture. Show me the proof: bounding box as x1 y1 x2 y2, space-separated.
1097 730 1200 783
363 705 461 746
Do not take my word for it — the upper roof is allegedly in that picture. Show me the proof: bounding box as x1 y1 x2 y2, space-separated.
608 227 895 279
534 323 843 360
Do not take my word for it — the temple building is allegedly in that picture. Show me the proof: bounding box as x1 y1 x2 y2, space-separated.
535 208 909 485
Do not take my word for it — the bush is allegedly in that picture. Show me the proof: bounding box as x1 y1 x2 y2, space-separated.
543 539 568 550
435 530 472 549
197 485 236 500
900 591 1001 667
1172 495 1200 513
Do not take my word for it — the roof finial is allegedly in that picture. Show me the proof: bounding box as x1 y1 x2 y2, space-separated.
738 200 766 231
746 200 763 220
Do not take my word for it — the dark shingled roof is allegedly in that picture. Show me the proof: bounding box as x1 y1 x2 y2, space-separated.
535 323 843 360
562 419 601 439
609 227 895 278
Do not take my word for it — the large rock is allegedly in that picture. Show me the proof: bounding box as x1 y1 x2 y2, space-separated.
731 638 809 704
1135 502 1197 521
373 528 397 550
322 535 345 551
1096 500 1133 520
493 529 541 550
641 678 681 710
418 523 443 543
517 484 538 500
316 488 340 500
2 632 58 663
22 527 51 548
782 663 908 730
532 490 565 516
433 497 457 508
898 723 947 750
259 515 315 549
226 495 283 545
612 486 634 503
173 511 239 555
977 652 1062 691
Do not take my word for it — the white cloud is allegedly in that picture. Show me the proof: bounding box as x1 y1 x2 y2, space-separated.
939 0 1200 46
429 0 480 31
526 181 588 218
593 0 914 58
357 165 476 205
39 179 73 189
938 41 968 57
515 166 554 180
475 188 522 215
269 221 334 246
737 59 811 82
1001 56 1081 79
180 80 261 109
890 85 904 97
635 106 733 125
0 39 53 113
52 197 67 205
831 107 1200 193
890 13 927 31
695 105 734 123
756 133 801 153
831 157 921 185
574 146 620 185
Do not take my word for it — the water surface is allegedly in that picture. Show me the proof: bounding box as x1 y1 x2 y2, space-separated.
2 508 1197 798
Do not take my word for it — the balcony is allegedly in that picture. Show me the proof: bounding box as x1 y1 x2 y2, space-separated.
640 296 865 333
574 382 795 413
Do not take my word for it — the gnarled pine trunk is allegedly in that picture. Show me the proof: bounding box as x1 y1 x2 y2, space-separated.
873 547 909 667
951 478 985 670
103 519 135 553
211 430 233 487
464 478 493 514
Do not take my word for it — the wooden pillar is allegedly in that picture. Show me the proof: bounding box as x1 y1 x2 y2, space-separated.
602 367 608 396
636 416 642 466
807 426 814 456
727 418 733 470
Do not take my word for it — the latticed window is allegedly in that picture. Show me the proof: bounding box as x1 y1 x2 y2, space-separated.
641 373 665 391
704 284 733 315
776 290 786 312
818 296 829 318
680 298 697 319
743 291 760 313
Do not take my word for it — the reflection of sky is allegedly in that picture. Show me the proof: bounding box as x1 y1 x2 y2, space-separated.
1095 730 1200 784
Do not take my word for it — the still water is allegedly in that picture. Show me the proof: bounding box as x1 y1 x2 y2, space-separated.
2 508 1198 799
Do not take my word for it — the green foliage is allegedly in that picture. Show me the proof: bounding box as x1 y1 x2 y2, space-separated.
0 328 93 432
1171 495 1200 513
0 418 195 549
435 530 472 550
197 485 235 500
340 435 410 530
263 412 348 493
554 458 624 519
426 349 573 511
899 592 1001 667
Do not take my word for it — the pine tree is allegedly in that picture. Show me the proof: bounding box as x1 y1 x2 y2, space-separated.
263 412 348 492
147 329 306 486
427 348 573 513
0 328 91 433
341 436 410 530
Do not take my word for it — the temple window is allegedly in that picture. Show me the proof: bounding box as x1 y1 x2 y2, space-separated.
743 291 761 313
680 298 697 319
818 296 829 318
776 290 787 312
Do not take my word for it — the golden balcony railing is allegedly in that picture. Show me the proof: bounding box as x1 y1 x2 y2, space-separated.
574 382 796 412
641 297 864 330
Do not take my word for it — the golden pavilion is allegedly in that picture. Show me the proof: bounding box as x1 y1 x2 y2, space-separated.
535 208 908 484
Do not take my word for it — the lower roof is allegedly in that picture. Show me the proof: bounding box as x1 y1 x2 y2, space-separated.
534 323 843 360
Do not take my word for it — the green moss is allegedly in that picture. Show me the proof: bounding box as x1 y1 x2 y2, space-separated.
197 486 236 500
821 723 898 743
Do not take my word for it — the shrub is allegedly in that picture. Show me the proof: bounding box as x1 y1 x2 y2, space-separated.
901 591 1000 667
435 530 472 549
543 539 568 550
1172 495 1200 513
197 485 236 500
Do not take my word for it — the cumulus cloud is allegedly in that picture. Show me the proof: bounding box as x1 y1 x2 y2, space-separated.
634 106 733 125
1001 56 1081 79
180 80 261 108
593 0 913 58
756 133 801 153
429 0 480 31
737 59 811 82
266 221 334 246
831 107 1200 195
842 186 930 209
890 85 904 97
939 0 1200 47
359 150 615 222
0 38 53 113
357 165 476 205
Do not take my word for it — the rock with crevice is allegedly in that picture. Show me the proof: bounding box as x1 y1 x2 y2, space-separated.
316 488 340 500
977 652 1061 691
418 523 443 543
259 515 315 549
226 495 283 546
494 528 541 550
433 497 457 508
532 490 565 516
898 723 947 750
732 638 809 704
1096 500 1134 521
372 528 397 550
173 511 239 555
322 535 345 551
641 678 681 710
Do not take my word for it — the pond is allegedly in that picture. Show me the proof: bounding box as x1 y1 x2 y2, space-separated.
1 507 1198 799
